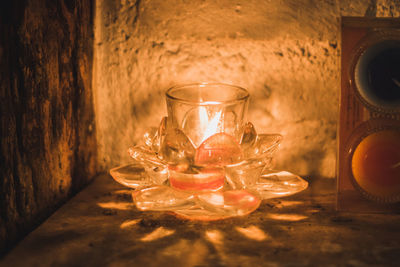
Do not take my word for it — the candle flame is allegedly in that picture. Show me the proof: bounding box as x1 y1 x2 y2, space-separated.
199 107 222 144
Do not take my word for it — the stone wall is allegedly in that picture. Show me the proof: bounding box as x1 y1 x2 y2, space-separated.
94 0 400 177
0 0 97 255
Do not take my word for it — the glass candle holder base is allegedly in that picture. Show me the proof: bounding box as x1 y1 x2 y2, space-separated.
110 83 308 220
110 162 307 221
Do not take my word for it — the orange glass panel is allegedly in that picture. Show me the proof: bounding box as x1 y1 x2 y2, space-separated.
352 130 400 198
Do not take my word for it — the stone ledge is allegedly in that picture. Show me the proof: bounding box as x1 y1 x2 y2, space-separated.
2 174 400 266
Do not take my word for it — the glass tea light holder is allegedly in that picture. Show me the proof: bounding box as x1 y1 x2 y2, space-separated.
110 83 308 220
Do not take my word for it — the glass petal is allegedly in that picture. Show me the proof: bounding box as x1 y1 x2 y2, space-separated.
128 146 168 185
221 110 239 140
159 128 196 165
244 133 282 159
250 170 308 200
109 163 149 188
128 146 165 166
144 165 169 185
195 133 243 166
151 116 167 153
240 122 257 150
196 190 261 217
171 190 261 221
132 185 196 211
224 158 266 189
143 127 158 149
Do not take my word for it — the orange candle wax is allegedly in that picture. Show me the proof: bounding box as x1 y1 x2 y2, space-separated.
351 130 400 199
169 167 225 192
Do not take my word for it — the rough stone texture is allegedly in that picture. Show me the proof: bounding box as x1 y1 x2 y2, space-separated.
0 0 97 255
340 0 400 17
2 174 400 266
94 0 400 178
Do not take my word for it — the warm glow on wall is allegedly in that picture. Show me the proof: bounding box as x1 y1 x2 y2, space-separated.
94 0 341 178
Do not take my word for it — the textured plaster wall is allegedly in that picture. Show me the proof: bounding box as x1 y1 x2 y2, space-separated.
94 0 400 178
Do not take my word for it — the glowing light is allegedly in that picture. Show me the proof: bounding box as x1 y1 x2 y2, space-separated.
205 230 223 245
97 202 133 210
113 189 133 195
198 106 209 139
199 108 222 144
235 226 268 241
266 213 308 221
274 200 303 208
140 227 175 242
205 193 224 206
120 219 140 229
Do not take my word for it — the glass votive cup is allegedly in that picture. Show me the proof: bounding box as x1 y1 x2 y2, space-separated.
165 83 250 191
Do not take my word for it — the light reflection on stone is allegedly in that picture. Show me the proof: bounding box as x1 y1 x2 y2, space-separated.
140 227 175 242
235 225 269 241
205 230 224 245
97 202 133 210
266 213 308 221
120 219 140 229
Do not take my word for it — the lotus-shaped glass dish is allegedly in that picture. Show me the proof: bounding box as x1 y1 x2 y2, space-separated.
110 119 308 221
